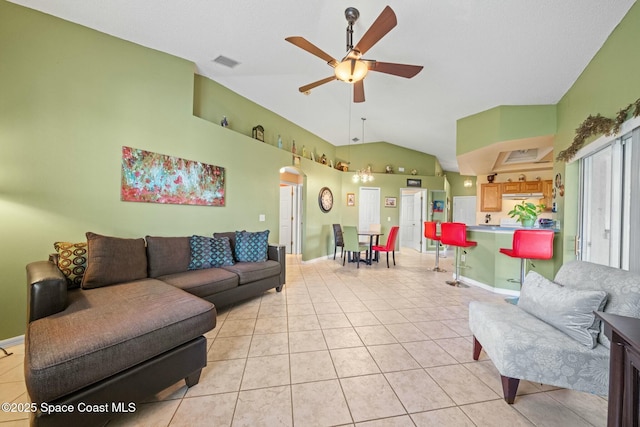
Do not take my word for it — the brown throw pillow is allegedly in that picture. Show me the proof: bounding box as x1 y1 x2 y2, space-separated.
82 232 148 289
146 236 190 278
53 241 88 289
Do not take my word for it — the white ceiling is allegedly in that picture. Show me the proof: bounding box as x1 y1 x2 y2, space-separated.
10 0 636 171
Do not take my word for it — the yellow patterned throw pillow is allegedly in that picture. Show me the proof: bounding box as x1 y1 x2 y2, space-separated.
54 241 88 289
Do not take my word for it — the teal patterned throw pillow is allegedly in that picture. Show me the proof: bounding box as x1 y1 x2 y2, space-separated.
188 235 235 270
235 230 269 262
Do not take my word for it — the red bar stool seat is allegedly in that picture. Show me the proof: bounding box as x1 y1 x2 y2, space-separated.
500 229 554 287
424 221 446 272
440 222 476 287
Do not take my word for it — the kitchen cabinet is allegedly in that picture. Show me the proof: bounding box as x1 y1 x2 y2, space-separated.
501 180 543 194
522 180 543 192
480 183 502 212
501 182 522 194
540 180 553 211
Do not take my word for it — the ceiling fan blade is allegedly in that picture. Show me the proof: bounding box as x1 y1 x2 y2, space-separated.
354 80 365 103
299 76 337 93
370 62 423 78
353 6 397 56
285 36 338 67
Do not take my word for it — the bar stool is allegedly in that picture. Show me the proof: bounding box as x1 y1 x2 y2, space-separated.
424 221 446 272
440 222 476 287
500 229 554 286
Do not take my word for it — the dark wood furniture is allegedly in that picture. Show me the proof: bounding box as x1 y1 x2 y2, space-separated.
595 311 640 427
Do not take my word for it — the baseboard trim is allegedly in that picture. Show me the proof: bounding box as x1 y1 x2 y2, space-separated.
459 276 520 297
1 335 25 349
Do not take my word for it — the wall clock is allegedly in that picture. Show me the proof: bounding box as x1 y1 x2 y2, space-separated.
318 187 333 213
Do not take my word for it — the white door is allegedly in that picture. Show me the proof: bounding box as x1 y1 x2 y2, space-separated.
399 190 425 251
279 186 293 253
453 196 477 226
359 187 380 232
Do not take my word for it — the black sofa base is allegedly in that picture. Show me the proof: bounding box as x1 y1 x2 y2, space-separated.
205 275 284 308
31 336 207 427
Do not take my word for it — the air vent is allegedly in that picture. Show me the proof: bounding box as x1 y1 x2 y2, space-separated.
504 149 539 164
212 55 240 68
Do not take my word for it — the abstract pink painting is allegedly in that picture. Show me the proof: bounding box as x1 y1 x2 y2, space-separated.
121 146 225 206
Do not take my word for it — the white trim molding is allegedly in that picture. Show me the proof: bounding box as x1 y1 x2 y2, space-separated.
459 276 521 297
1 335 24 349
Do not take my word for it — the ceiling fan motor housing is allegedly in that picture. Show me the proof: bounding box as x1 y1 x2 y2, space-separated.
345 7 360 24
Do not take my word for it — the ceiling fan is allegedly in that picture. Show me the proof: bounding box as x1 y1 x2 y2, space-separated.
285 6 423 103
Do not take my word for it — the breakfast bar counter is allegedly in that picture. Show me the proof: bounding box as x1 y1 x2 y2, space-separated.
457 225 561 295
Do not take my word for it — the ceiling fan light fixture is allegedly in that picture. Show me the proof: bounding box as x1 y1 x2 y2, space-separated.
334 59 368 83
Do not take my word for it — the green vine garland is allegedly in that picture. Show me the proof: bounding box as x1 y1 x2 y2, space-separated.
557 97 640 162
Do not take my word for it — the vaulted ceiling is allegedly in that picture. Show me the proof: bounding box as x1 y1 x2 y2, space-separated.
10 0 636 171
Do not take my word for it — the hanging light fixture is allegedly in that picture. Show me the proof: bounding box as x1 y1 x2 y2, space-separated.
353 117 374 183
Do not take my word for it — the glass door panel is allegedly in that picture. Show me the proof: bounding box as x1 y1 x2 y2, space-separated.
581 145 614 266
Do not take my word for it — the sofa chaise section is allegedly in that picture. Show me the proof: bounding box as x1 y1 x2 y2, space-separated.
25 260 216 427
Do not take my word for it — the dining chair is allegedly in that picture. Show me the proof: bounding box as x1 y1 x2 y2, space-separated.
332 224 345 260
342 226 369 268
372 226 400 268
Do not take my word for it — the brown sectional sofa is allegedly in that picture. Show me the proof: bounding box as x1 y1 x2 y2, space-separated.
145 233 286 307
24 231 286 427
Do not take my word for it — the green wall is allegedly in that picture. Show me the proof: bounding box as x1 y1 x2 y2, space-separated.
339 173 445 235
457 105 557 155
555 1 640 264
0 1 446 340
445 172 477 197
0 1 292 339
336 142 441 176
194 76 337 161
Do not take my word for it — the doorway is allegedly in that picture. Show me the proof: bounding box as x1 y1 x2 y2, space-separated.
279 167 303 254
399 188 427 252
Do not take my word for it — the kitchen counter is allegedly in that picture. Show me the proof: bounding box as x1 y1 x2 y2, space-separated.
467 225 559 233
456 226 561 295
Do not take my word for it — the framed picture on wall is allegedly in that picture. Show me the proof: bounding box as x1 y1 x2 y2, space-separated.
385 197 397 208
433 200 444 212
347 193 355 206
407 178 422 187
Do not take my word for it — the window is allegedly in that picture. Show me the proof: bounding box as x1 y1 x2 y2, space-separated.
578 124 640 272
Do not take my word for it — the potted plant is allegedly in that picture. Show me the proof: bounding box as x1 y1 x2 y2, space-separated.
507 201 545 227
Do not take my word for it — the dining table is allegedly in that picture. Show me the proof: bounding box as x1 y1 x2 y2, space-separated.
357 231 383 265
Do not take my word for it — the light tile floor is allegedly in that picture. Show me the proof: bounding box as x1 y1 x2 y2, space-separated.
0 250 609 426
